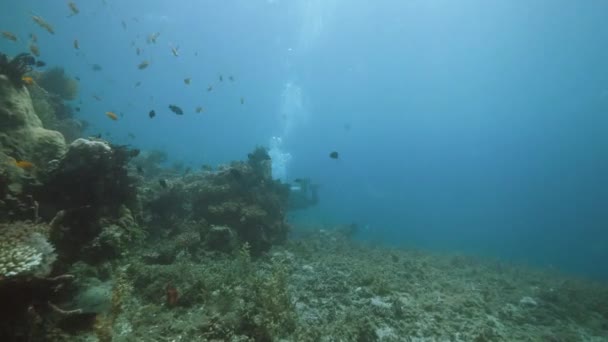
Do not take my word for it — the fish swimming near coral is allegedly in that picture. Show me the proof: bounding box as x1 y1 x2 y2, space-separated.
29 33 37 42
68 2 79 16
1 31 17 42
148 110 156 118
31 15 55 34
21 76 35 85
159 179 168 188
14 160 35 170
138 60 149 70
35 60 46 67
91 64 103 71
168 104 183 115
105 111 118 120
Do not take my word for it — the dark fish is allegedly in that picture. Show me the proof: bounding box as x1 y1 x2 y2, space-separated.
159 179 167 188
35 60 46 67
168 104 183 115
128 132 135 139
23 55 36 66
138 60 149 69
91 64 102 71
136 166 144 174
229 76 234 82
134 81 141 87
75 107 81 112
219 75 223 82
329 151 339 159
75 76 81 81
240 97 245 105
149 110 155 118
207 85 213 92
121 20 127 30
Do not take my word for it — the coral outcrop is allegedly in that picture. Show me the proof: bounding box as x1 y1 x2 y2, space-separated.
144 147 290 255
36 139 142 265
0 63 67 221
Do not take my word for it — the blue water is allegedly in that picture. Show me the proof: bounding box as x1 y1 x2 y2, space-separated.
2 1 607 279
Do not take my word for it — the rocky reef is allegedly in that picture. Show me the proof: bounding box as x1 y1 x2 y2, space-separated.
2 53 608 341
142 146 290 257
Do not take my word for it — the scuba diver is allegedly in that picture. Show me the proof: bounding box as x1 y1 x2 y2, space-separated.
288 178 319 210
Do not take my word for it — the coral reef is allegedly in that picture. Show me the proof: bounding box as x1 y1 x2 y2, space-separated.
37 139 142 265
0 221 55 278
0 72 67 170
29 85 85 143
34 67 78 101
0 52 32 87
0 68 67 221
143 147 290 255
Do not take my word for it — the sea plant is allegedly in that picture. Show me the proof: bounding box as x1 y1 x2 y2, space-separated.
0 52 33 86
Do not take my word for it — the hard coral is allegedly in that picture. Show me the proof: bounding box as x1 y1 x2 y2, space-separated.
0 221 56 278
0 52 33 87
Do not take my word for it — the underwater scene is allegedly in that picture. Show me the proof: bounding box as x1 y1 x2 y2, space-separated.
1 0 607 341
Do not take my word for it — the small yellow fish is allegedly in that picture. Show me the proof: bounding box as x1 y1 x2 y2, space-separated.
14 160 35 170
29 44 40 57
22 76 35 85
184 78 191 85
68 2 79 16
195 106 203 113
138 60 149 70
1 31 17 42
32 15 55 34
73 39 79 49
105 111 118 120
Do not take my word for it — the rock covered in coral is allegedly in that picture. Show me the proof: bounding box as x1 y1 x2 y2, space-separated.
37 138 138 214
32 140 143 265
0 221 56 278
205 225 237 252
144 147 290 255
0 73 66 171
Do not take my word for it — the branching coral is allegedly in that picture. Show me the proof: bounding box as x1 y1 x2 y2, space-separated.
0 52 33 87
36 67 78 101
